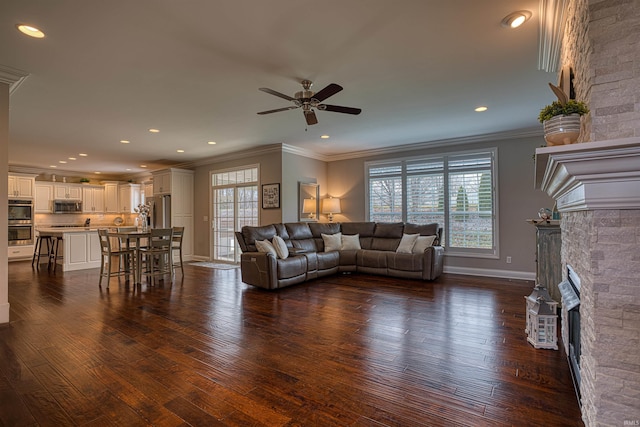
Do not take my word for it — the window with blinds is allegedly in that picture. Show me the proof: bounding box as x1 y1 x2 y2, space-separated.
366 149 497 257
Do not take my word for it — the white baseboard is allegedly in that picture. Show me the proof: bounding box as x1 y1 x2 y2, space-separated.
190 255 210 262
443 266 535 281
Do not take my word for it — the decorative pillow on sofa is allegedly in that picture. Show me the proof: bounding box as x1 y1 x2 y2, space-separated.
412 235 437 253
272 235 289 259
322 232 342 252
255 239 277 256
396 233 419 253
341 234 361 250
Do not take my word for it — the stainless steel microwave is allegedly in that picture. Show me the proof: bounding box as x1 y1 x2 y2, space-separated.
53 200 83 213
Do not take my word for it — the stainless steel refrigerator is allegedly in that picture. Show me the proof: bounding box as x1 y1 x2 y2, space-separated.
148 195 171 228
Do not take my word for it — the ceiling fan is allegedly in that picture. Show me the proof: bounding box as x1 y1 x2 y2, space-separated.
257 80 362 126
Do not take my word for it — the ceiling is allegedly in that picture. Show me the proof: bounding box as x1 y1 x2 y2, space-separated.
1 0 556 178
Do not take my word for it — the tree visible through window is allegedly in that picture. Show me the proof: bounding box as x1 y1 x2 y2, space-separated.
366 149 497 257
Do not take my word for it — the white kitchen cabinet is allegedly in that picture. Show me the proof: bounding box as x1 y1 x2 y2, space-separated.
35 183 54 213
103 181 119 213
82 186 105 213
142 181 153 203
119 183 141 213
63 231 101 271
54 183 82 200
8 244 35 260
8 173 35 198
153 172 171 195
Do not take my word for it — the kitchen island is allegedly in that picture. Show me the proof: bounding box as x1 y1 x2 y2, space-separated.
37 227 102 272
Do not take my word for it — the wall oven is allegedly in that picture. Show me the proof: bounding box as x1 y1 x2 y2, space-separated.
8 199 34 246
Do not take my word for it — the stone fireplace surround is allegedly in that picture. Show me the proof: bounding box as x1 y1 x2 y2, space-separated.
536 137 640 426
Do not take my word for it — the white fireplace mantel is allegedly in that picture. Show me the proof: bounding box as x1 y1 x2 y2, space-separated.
535 137 640 212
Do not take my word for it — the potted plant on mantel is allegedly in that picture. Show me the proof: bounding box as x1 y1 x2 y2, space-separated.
538 83 589 146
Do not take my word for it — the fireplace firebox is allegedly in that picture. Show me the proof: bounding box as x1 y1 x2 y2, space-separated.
559 265 581 406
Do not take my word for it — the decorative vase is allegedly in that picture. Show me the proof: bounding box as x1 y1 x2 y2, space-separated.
138 214 148 231
543 114 581 146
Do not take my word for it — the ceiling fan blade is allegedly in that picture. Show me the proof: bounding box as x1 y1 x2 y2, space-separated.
257 106 299 115
304 110 318 125
312 83 343 102
322 104 362 115
259 87 295 101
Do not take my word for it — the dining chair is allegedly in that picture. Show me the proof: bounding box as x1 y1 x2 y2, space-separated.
139 228 173 285
98 229 135 288
171 226 185 276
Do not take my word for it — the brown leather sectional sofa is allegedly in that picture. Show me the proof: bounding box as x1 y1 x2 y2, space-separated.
235 221 445 290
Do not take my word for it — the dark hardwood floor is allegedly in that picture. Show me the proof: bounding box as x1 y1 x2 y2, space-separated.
1 260 583 426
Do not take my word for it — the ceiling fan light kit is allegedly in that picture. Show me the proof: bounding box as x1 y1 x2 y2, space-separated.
257 80 361 125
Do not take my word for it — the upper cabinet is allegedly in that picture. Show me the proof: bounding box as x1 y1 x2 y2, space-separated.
118 184 141 213
82 186 105 213
153 171 171 195
103 182 119 213
8 173 36 198
54 183 82 200
35 182 54 213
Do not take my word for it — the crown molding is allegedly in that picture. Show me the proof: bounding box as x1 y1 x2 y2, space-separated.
188 143 284 168
282 144 331 162
0 65 29 94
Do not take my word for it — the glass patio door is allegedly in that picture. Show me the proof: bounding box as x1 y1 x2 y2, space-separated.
211 167 258 263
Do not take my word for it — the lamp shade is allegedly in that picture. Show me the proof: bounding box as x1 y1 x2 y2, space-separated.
302 198 316 214
322 197 341 214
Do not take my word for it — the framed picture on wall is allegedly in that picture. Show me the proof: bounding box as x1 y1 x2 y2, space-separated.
262 183 280 209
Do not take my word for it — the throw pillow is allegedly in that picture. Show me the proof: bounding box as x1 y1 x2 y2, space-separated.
272 235 289 259
412 235 437 253
396 233 419 253
255 239 277 256
341 234 361 250
322 232 342 252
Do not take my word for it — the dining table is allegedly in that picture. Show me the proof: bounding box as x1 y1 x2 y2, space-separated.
107 229 150 284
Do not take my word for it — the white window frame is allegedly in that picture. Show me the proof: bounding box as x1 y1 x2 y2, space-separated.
365 148 499 259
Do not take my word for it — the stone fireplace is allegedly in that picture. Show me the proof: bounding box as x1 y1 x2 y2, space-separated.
536 138 640 426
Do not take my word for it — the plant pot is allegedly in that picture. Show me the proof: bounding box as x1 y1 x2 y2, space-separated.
543 114 581 146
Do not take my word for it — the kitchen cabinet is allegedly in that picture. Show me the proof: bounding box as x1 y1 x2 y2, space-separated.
103 182 119 213
8 173 35 198
119 183 141 213
54 183 82 200
153 172 171 195
8 244 35 260
142 181 153 203
35 182 54 213
82 186 105 213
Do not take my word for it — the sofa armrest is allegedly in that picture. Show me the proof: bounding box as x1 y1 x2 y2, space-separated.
240 252 278 289
422 245 445 280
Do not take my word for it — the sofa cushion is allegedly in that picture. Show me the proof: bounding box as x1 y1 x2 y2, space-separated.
285 222 313 239
374 222 405 238
341 234 361 250
274 223 290 240
255 239 276 256
242 224 277 251
387 252 424 272
292 239 317 252
309 222 341 237
316 251 340 270
404 222 439 236
341 222 375 249
322 232 342 252
357 249 388 268
412 235 437 253
396 233 419 253
276 256 308 279
272 236 289 259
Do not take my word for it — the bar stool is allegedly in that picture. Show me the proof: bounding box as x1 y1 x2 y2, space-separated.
48 236 64 271
32 234 53 268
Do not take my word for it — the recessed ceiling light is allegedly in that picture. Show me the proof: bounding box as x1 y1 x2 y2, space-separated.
475 106 488 112
16 24 45 38
79 153 88 157
149 128 160 133
207 141 216 145
68 157 76 160
321 135 330 139
59 160 67 164
140 164 147 168
120 140 130 144
126 168 131 171
49 165 57 168
501 10 532 28
94 172 101 175
177 149 185 153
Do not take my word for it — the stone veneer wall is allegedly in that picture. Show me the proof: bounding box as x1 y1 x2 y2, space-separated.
562 210 640 426
560 1 640 425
